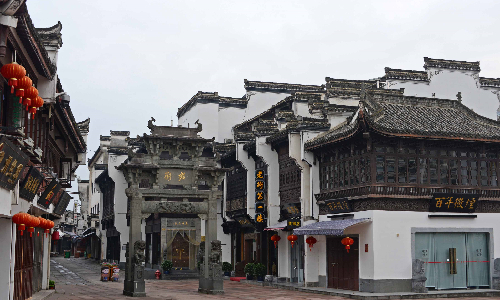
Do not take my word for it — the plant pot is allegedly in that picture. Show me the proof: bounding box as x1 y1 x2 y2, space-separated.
49 286 55 290
246 274 253 280
224 271 231 277
164 270 170 275
257 275 264 282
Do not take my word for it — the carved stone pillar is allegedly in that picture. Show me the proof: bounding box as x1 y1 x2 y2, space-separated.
198 192 224 294
123 186 146 297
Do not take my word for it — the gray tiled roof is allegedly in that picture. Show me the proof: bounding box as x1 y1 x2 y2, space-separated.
306 92 500 150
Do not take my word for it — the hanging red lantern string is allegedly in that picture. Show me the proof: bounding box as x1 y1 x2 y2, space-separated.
38 217 54 238
0 62 26 93
341 237 354 253
27 215 40 237
23 86 38 110
12 212 30 235
306 236 317 251
37 217 45 237
16 76 32 104
287 234 298 248
270 234 281 248
29 96 44 119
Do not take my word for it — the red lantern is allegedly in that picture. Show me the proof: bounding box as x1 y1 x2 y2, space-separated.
16 76 32 104
52 230 60 241
270 234 281 248
0 62 26 93
12 212 30 235
341 237 354 253
23 86 38 110
306 236 317 251
26 215 40 237
287 234 298 248
29 96 44 118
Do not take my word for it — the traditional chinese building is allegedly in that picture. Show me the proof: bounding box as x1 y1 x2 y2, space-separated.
175 57 500 293
0 2 88 299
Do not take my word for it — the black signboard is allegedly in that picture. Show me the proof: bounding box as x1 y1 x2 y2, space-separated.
324 198 352 214
255 180 265 191
19 166 43 201
255 191 265 201
255 213 266 224
255 202 265 213
38 179 61 209
255 169 265 180
0 136 29 190
53 191 71 215
287 217 301 229
282 203 301 218
234 215 254 228
430 193 480 213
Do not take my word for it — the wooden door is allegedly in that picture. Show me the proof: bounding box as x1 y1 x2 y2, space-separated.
32 227 43 294
327 236 359 291
171 233 189 268
14 226 33 300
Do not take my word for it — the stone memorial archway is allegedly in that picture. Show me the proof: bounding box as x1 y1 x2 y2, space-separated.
122 120 224 296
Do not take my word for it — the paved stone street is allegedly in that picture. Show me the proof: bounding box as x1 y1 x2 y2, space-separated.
46 257 498 300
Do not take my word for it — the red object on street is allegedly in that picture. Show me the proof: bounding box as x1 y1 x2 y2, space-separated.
52 230 60 240
16 76 32 104
24 86 38 111
306 236 317 251
26 215 40 237
12 212 30 235
0 62 26 93
287 234 298 248
341 237 354 253
155 270 161 279
270 234 281 248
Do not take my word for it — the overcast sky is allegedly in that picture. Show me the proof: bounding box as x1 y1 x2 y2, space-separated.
28 0 500 192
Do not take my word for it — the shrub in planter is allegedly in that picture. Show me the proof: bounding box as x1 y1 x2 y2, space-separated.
222 262 232 276
244 262 255 280
49 280 55 289
161 260 173 275
253 263 266 282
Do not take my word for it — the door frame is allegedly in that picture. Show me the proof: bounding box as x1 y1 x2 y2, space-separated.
326 235 360 291
411 228 493 288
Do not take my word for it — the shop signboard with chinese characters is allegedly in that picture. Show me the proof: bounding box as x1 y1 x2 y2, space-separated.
324 198 352 214
430 193 479 213
0 136 29 190
158 169 193 187
234 214 254 228
287 217 301 229
38 179 61 209
53 191 72 215
254 169 266 230
19 166 43 201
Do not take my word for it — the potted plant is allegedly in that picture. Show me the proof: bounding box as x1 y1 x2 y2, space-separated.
244 262 255 280
49 280 55 290
161 260 173 275
253 263 266 282
222 262 232 277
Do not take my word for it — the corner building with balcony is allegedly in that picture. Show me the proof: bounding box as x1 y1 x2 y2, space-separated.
175 57 500 293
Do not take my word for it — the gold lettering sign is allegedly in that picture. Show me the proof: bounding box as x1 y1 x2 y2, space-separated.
430 193 479 213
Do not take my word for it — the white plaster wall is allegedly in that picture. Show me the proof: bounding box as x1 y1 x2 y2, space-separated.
218 106 246 142
244 91 290 121
255 136 279 226
369 210 500 280
386 69 500 120
328 97 360 107
328 112 355 129
0 187 11 216
301 131 322 220
42 234 50 289
277 230 290 278
217 197 231 263
0 218 11 300
236 142 255 217
108 154 129 264
293 102 314 118
178 102 219 141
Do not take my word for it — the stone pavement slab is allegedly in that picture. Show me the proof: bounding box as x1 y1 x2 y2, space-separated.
46 256 500 300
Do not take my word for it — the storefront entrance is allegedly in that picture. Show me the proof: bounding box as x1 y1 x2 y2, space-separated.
171 232 190 268
415 232 489 290
327 236 359 291
290 238 304 283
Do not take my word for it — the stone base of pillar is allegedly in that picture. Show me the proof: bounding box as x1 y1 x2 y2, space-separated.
123 280 146 297
198 278 224 295
305 281 319 287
